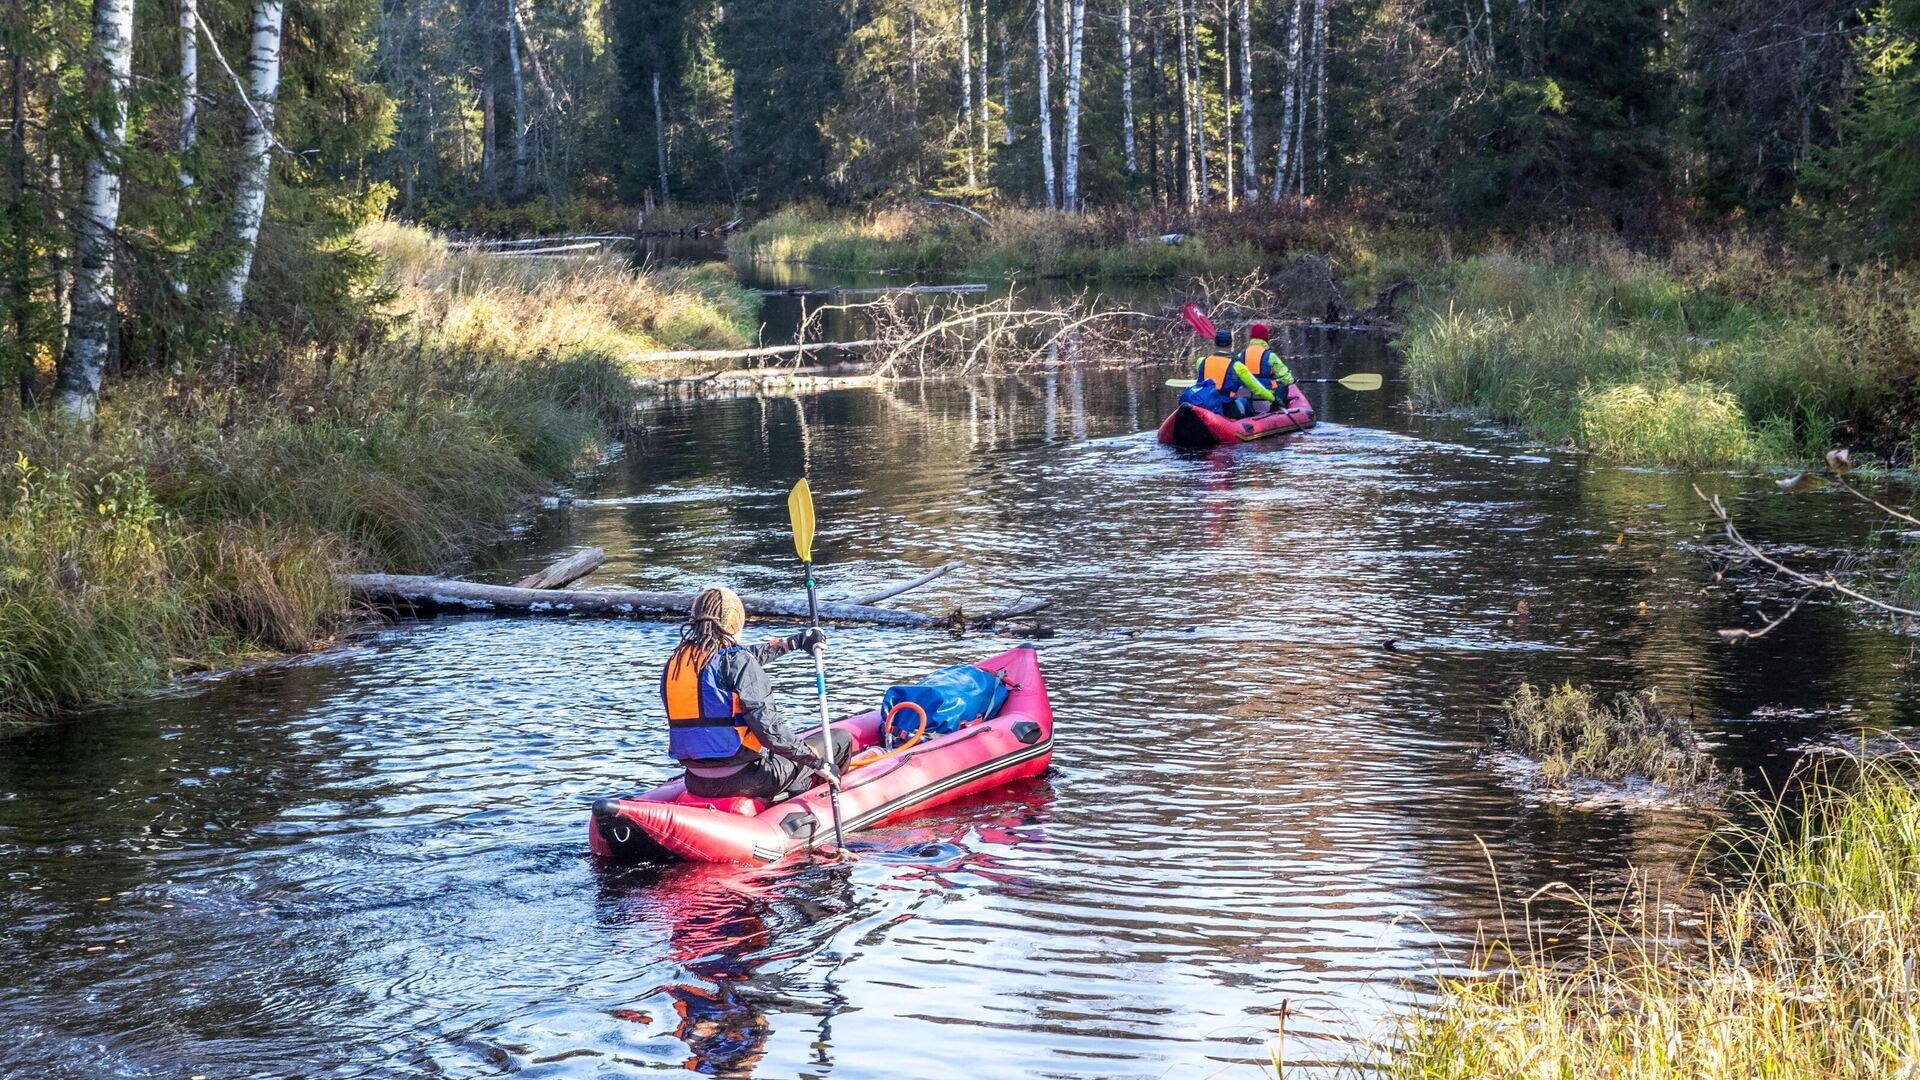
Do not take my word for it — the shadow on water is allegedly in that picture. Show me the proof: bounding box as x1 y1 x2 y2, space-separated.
3 324 1918 1077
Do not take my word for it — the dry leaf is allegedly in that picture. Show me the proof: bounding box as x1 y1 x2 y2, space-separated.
1826 448 1852 476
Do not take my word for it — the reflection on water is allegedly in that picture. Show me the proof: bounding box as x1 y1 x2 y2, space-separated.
3 335 1917 1078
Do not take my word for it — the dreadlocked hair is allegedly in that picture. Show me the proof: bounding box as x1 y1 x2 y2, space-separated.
668 587 743 678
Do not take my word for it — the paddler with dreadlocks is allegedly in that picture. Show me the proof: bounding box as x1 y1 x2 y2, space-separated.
662 586 854 802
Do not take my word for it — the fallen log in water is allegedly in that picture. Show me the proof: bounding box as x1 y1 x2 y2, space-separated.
633 339 883 365
513 547 605 590
842 560 964 605
757 283 989 298
345 573 1049 629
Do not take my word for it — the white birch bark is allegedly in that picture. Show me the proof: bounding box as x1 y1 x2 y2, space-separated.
652 71 669 204
1270 0 1301 204
1035 0 1055 208
56 0 135 421
1176 0 1196 206
959 0 975 187
1237 0 1255 200
508 0 527 194
1221 5 1233 208
1120 0 1137 173
977 1 989 163
174 0 197 297
1189 0 1208 205
1062 0 1084 209
216 0 284 314
1000 20 1012 145
1310 0 1326 191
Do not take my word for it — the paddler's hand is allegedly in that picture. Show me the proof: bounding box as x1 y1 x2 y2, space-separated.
814 767 842 791
791 626 828 655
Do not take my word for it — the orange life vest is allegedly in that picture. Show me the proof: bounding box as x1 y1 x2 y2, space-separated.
661 644 765 761
1241 343 1273 385
1196 351 1244 394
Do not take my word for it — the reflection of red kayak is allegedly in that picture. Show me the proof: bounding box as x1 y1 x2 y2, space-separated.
589 646 1054 864
1157 384 1317 447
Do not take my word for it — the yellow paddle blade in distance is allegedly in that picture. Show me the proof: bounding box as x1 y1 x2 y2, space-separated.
1337 373 1384 391
788 479 816 563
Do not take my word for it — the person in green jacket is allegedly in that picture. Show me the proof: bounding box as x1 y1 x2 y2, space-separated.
1241 322 1311 416
1195 329 1278 418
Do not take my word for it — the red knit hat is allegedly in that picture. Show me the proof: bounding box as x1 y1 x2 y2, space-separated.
1249 322 1271 340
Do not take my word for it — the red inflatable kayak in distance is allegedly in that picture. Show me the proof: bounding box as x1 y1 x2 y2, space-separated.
1157 384 1317 447
588 645 1054 863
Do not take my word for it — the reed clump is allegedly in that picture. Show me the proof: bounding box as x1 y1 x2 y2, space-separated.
1501 682 1738 796
1376 754 1920 1079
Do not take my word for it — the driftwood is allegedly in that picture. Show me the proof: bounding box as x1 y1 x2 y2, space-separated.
451 234 633 249
633 339 882 364
843 560 964 605
758 283 989 298
513 547 605 590
345 573 1050 629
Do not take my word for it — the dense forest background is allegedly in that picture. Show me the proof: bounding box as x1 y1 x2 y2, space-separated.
4 0 1920 418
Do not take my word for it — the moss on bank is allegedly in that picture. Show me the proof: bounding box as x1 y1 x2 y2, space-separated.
1398 239 1918 467
0 225 761 728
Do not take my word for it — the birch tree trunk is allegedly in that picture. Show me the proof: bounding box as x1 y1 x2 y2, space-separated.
1120 0 1137 173
1034 0 1055 208
1270 0 1301 204
1188 0 1208 205
56 0 136 421
8 0 32 405
959 0 975 187
1175 0 1195 206
1000 20 1012 145
651 71 669 204
481 64 496 193
507 0 527 195
216 0 284 314
1148 2 1163 202
1221 4 1233 208
977 0 989 165
907 8 920 172
173 0 197 299
1062 0 1084 209
1237 0 1255 200
1310 0 1327 191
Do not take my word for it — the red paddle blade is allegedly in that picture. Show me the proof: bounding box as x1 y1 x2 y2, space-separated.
1181 302 1216 340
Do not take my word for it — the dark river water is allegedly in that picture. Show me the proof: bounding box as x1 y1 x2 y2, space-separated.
4 263 1918 1078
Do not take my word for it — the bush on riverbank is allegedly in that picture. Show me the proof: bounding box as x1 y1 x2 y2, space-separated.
1377 755 1920 1079
1399 239 1917 467
0 223 761 727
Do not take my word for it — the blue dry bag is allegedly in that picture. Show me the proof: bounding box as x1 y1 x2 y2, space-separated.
882 664 1011 743
1180 379 1230 415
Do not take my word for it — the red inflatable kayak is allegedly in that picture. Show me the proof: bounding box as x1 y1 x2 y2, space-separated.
1157 384 1317 447
588 645 1054 863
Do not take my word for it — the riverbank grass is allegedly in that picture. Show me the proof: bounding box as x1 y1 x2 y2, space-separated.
362 220 760 367
1377 755 1920 1078
1401 243 1914 466
1 224 757 727
729 205 1265 280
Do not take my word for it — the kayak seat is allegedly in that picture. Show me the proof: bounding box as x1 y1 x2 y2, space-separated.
671 793 768 816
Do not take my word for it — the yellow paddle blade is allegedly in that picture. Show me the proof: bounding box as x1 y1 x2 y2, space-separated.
1337 373 1384 391
787 479 816 563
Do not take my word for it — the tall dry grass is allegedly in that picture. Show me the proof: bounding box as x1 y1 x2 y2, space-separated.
1375 753 1920 1079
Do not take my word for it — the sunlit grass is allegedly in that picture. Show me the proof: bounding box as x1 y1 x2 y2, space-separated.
362 221 760 362
1371 754 1920 1079
729 204 1263 279
1400 242 1909 467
